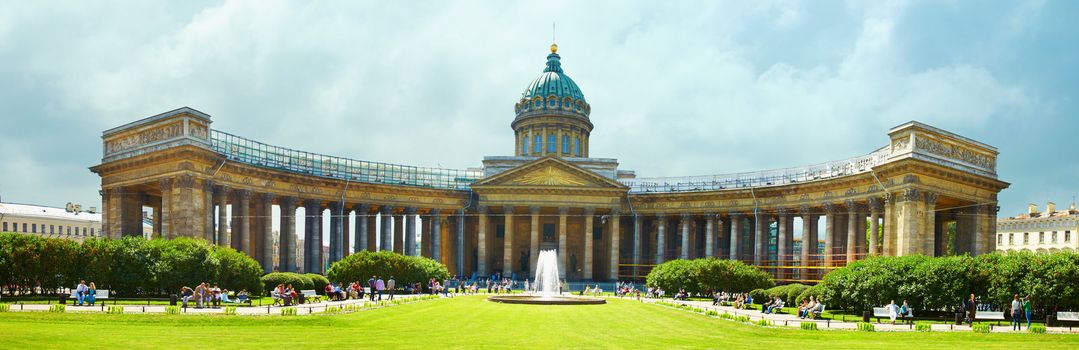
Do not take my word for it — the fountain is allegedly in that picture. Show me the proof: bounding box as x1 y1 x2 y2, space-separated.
487 249 605 305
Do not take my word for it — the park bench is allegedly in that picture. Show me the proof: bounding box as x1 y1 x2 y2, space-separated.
872 306 913 323
69 289 110 306
974 311 1006 325
1056 311 1079 325
808 304 826 319
301 290 321 303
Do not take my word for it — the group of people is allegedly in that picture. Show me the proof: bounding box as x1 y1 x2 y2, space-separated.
761 295 785 314
178 283 229 308
1010 294 1034 331
73 280 98 306
797 296 824 319
882 300 913 324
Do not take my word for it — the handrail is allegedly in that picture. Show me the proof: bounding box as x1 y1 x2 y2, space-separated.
620 146 892 193
210 130 483 190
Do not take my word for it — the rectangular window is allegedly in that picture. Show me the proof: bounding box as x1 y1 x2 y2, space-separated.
2 222 6 232
50 225 55 234
547 135 556 153
22 223 27 232
67 227 71 235
562 135 569 153
1066 231 1071 243
574 138 581 156
533 135 542 153
83 227 87 235
1023 232 1029 244
91 228 95 236
1039 232 1045 244
1009 233 1014 245
522 137 529 156
542 223 556 242
32 224 37 233
997 234 1002 245
1052 231 1058 243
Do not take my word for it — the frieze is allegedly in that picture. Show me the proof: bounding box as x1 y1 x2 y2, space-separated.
914 136 996 171
105 121 183 156
189 123 209 140
892 138 909 153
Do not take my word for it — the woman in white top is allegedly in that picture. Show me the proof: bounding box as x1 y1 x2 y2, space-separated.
887 300 899 324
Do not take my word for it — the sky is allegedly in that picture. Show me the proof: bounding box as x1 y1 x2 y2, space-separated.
1 0 1077 220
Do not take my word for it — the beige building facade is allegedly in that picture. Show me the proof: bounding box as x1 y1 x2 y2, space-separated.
1 202 103 242
89 46 1009 283
997 202 1078 253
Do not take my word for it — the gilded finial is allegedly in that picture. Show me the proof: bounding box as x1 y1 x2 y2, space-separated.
550 43 558 53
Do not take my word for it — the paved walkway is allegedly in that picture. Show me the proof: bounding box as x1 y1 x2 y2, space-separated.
630 297 1079 334
5 294 433 316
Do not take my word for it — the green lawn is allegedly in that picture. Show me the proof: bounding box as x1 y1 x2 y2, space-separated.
0 296 1075 349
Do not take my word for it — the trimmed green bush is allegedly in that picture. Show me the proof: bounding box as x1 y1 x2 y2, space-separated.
734 315 751 323
692 307 704 313
165 306 180 315
261 272 309 292
325 251 448 293
646 258 773 297
106 306 124 314
720 313 733 320
749 289 768 303
305 273 331 293
0 304 10 312
49 304 65 313
281 307 297 316
972 324 990 333
915 322 932 332
756 318 771 327
705 310 719 316
857 322 875 332
223 306 237 315
1029 325 1046 334
801 322 818 330
323 306 341 314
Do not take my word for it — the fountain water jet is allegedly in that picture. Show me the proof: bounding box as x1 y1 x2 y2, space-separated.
487 249 605 305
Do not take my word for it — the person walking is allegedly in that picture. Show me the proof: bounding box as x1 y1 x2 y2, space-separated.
367 276 377 301
1022 295 1033 329
375 276 385 301
387 276 396 300
1011 294 1022 331
75 280 87 306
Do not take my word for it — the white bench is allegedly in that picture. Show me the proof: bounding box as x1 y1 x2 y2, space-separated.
300 290 321 303
69 290 110 305
872 306 913 323
1057 311 1079 322
975 311 1006 320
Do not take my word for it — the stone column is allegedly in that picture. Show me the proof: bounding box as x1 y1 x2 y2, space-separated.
249 194 263 264
777 208 789 276
868 198 881 256
655 214 667 264
280 197 296 272
380 206 393 252
159 179 173 239
354 204 370 253
529 206 541 278
922 192 939 256
558 207 568 279
715 216 727 258
314 204 326 273
394 212 405 255
846 200 859 263
261 193 275 273
456 209 466 275
704 214 715 257
799 206 812 277
679 213 691 260
608 209 621 281
328 202 342 264
754 213 768 266
895 188 923 256
431 210 442 263
203 180 214 241
405 207 418 256
238 190 252 256
729 213 742 261
822 203 836 268
503 206 515 276
216 185 229 247
633 214 642 277
889 192 897 256
583 208 594 280
302 199 317 272
477 206 489 276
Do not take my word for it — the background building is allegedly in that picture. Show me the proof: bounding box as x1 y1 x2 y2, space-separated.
997 202 1078 253
0 202 103 242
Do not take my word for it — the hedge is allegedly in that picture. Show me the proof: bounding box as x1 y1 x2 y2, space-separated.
305 273 331 293
646 258 773 296
325 250 449 291
261 272 310 293
818 251 1079 315
0 233 263 296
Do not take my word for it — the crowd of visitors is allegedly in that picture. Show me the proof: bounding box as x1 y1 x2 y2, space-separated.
179 283 228 308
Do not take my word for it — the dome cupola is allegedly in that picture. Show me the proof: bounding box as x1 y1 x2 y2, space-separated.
511 44 594 158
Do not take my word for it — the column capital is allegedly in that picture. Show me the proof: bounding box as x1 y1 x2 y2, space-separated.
159 177 173 191
428 208 444 217
776 207 791 216
654 212 666 219
799 205 813 216
261 192 275 203
503 205 515 214
822 203 838 214
680 212 691 220
868 197 883 212
726 211 741 218
202 179 214 192
529 205 541 215
213 184 230 196
239 189 254 200
177 174 196 189
280 196 297 208
379 204 394 214
404 207 418 215
477 205 489 214
558 207 569 215
924 192 939 205
900 188 920 202
304 198 320 208
354 203 371 213
583 207 595 216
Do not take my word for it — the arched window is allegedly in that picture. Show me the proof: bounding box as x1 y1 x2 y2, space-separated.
522 137 529 156
562 135 569 154
575 138 581 156
534 99 542 108
534 135 542 153
547 134 556 153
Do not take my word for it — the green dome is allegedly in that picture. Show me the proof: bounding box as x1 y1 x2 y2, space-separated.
515 49 590 119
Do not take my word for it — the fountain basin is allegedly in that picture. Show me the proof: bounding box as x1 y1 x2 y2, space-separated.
487 295 606 305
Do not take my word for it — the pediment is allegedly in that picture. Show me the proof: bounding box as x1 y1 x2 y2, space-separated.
472 157 627 190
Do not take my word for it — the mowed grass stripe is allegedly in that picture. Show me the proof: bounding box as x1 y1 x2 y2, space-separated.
0 296 1076 349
